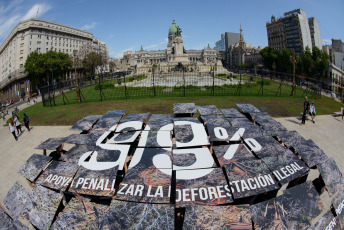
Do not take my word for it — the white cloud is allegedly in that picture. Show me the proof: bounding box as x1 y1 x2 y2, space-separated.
0 2 51 41
82 22 97 30
22 3 51 21
0 14 21 38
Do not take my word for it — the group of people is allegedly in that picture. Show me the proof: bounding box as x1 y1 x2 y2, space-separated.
301 96 316 125
8 114 30 141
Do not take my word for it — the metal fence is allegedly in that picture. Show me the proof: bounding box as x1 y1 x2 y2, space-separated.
41 68 326 107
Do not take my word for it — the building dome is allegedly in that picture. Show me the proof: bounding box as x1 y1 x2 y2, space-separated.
169 19 178 34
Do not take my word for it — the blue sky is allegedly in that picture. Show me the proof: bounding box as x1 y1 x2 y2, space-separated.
0 0 343 58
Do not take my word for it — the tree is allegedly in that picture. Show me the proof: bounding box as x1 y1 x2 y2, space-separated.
24 51 45 87
301 46 329 79
312 46 329 79
82 52 103 75
24 50 72 88
109 58 117 72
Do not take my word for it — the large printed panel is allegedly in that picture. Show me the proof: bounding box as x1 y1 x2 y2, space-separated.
236 104 260 113
293 139 328 168
70 115 102 131
22 185 63 230
245 135 285 158
174 121 209 148
332 189 344 227
202 115 238 142
120 112 149 122
138 130 173 147
98 200 174 229
173 103 197 114
311 210 341 230
252 182 323 229
146 114 174 131
59 144 96 163
92 110 126 131
64 131 104 146
212 144 257 167
35 137 66 150
172 148 216 170
18 154 52 182
261 149 309 185
116 168 172 203
183 204 252 229
220 108 246 118
51 197 110 229
68 145 130 196
129 148 172 170
175 168 233 207
36 161 78 191
224 159 279 200
196 105 221 115
3 181 32 220
226 117 253 128
318 158 344 197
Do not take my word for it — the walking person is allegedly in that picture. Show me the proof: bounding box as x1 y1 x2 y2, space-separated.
23 113 30 131
309 102 316 123
14 115 22 135
301 96 310 125
1 111 5 121
9 118 18 141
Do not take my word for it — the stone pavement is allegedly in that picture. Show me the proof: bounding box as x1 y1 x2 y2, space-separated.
0 102 343 226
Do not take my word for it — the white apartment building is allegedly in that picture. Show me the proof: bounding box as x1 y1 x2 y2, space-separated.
0 18 108 103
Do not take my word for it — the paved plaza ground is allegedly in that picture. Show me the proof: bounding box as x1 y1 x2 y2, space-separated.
0 100 343 227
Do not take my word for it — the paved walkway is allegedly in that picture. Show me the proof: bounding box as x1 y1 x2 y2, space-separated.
0 100 343 226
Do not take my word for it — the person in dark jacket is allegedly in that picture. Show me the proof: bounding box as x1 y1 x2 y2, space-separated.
23 113 30 131
301 96 310 125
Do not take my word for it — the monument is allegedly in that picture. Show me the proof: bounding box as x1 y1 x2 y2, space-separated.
117 19 227 74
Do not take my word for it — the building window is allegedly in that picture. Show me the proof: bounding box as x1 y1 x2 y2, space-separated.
20 64 23 68
20 57 23 61
20 50 23 54
20 43 24 47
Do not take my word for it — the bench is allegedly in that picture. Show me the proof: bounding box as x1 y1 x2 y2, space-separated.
333 108 344 117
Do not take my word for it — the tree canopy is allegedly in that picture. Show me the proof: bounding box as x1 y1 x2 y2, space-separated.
82 51 103 75
301 46 329 79
259 47 297 73
260 46 329 79
24 51 72 87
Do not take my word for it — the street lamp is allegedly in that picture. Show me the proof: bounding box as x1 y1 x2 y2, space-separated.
290 55 298 96
73 50 81 102
272 62 276 80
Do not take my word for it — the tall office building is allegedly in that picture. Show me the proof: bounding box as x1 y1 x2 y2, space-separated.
0 18 108 102
308 17 322 50
266 9 321 54
215 34 226 52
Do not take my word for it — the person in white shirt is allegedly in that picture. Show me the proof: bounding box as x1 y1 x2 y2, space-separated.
14 115 22 135
309 102 316 123
9 118 18 141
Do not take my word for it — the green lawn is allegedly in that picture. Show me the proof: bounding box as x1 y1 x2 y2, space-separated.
10 95 343 126
51 75 318 106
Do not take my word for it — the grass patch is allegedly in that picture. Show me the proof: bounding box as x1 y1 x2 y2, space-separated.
11 95 343 126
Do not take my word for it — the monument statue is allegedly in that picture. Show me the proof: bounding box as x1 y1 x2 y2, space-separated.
176 25 182 37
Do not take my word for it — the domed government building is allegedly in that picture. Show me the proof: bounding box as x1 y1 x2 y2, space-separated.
118 19 228 74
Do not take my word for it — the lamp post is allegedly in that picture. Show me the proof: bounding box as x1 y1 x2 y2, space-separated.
272 62 276 80
290 55 298 96
73 50 81 102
